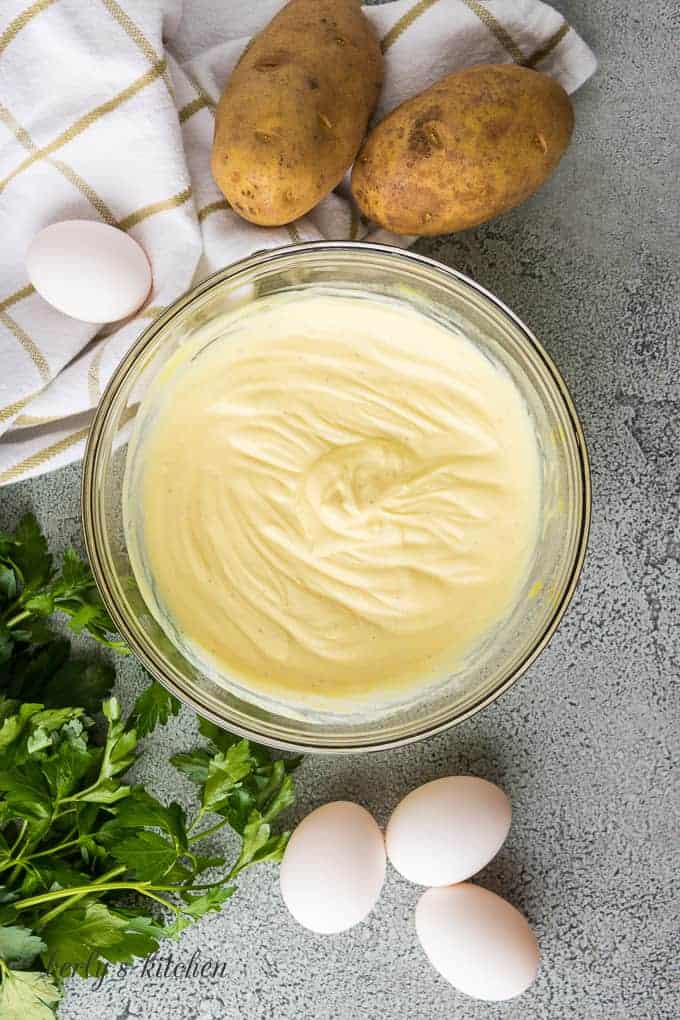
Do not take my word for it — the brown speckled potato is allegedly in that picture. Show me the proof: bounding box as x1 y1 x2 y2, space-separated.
351 64 574 236
211 0 383 227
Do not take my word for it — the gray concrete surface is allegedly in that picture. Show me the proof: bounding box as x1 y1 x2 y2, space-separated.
2 1 679 1017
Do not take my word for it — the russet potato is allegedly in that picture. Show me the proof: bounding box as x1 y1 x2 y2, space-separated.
212 0 383 227
351 64 574 236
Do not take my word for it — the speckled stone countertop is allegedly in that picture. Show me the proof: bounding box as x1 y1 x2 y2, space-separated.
3 1 678 1017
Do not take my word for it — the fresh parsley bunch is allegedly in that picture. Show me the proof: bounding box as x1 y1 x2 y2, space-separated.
0 512 128 663
0 515 297 1019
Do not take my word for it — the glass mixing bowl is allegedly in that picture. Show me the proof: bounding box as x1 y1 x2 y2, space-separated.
82 242 590 753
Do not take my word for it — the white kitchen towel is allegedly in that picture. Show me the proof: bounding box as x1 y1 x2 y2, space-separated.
0 0 596 486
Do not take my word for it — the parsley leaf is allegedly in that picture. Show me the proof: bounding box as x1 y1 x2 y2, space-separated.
9 515 52 592
0 516 125 655
40 900 162 977
0 567 17 604
0 763 52 821
0 640 71 703
197 716 241 752
0 625 13 666
169 748 211 784
0 703 44 756
38 659 115 715
181 885 235 918
0 968 61 1020
102 787 187 849
131 682 181 738
202 741 254 813
109 831 178 882
99 913 164 964
229 811 290 877
0 925 46 967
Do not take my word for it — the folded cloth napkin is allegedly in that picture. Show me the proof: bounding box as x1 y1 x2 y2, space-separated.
0 0 596 485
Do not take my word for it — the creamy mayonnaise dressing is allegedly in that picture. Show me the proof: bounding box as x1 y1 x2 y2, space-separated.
125 293 540 709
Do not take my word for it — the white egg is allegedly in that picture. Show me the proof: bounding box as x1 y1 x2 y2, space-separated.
26 220 152 323
416 884 540 1001
280 801 385 934
386 776 511 886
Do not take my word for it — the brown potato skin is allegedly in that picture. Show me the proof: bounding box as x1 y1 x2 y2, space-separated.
351 64 574 236
212 0 383 227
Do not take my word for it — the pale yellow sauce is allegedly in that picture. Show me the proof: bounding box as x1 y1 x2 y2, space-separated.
126 293 540 709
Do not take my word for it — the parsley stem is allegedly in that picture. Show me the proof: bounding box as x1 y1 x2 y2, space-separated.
8 820 27 856
188 817 231 844
26 837 81 862
187 810 206 834
4 608 30 628
16 873 187 921
6 862 24 886
52 805 78 822
40 884 184 927
182 881 233 892
15 866 129 913
59 782 104 804
133 887 183 915
36 865 127 928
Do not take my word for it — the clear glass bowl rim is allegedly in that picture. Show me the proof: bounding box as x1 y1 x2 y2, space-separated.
82 240 591 754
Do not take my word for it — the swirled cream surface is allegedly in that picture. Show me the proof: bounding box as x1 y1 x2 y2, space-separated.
125 293 540 710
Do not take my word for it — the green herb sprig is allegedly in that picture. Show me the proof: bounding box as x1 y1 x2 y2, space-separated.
0 515 298 1019
0 513 127 659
